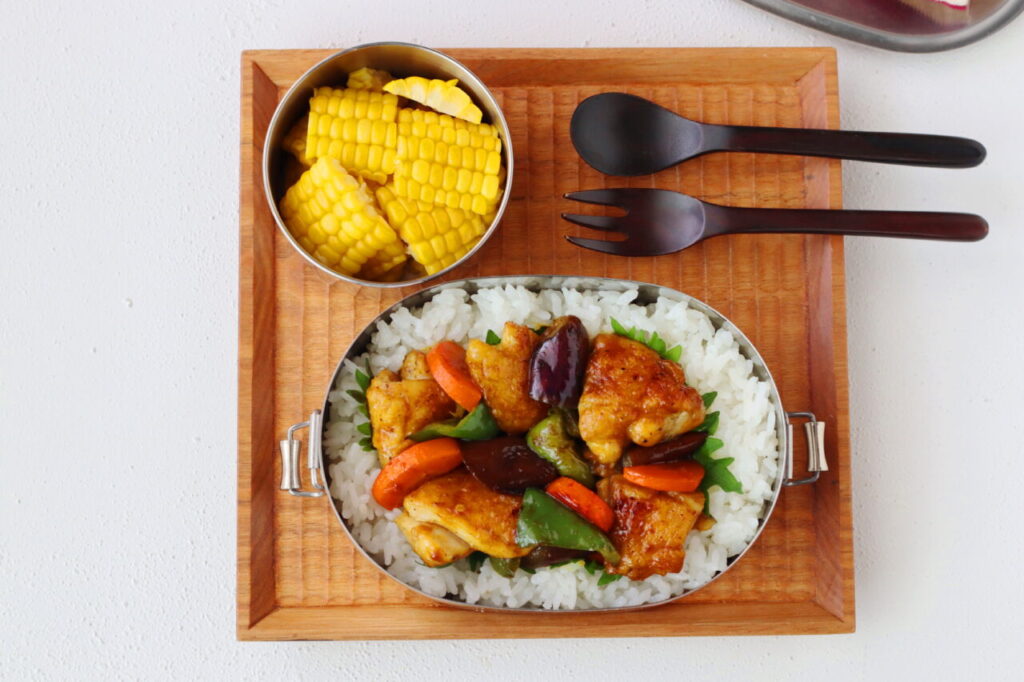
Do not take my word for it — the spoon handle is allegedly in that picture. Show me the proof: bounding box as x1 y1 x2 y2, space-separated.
702 124 986 169
705 205 988 241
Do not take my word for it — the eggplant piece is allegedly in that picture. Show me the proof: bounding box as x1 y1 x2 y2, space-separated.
622 432 708 467
528 316 590 408
519 546 590 571
462 436 559 494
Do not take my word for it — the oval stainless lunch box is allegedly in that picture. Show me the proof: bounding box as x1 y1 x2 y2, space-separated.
278 275 827 612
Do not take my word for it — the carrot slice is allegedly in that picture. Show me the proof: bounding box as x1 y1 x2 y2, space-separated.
427 340 482 411
623 460 705 493
371 437 463 510
545 477 614 532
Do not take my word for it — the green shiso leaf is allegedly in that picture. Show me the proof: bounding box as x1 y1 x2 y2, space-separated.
485 329 501 345
694 437 742 516
346 389 366 403
598 571 623 586
701 391 718 408
355 369 371 392
358 436 374 451
357 422 372 436
609 318 682 361
695 411 720 435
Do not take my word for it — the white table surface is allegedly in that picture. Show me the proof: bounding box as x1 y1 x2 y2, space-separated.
3 1 1023 679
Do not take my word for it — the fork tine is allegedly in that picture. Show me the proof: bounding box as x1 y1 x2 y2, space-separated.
560 213 623 232
565 235 630 254
563 189 627 208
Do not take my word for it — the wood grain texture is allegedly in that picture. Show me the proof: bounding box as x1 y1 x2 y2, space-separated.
237 47 854 640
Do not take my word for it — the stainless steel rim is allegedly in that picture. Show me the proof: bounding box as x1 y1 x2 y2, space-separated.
261 42 514 288
307 275 800 613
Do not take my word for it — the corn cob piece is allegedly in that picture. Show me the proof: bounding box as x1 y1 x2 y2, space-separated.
282 115 313 166
279 157 406 279
393 109 503 216
376 184 492 275
383 76 483 124
347 67 394 91
306 87 400 184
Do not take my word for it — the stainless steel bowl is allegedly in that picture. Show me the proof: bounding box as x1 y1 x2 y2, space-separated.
278 276 827 612
262 43 513 288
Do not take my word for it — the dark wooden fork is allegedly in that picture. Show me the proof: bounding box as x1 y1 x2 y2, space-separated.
562 189 988 256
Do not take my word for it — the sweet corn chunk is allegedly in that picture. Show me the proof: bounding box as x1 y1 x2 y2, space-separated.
383 76 483 124
375 184 490 274
306 87 399 183
282 115 314 167
393 109 503 216
279 158 407 279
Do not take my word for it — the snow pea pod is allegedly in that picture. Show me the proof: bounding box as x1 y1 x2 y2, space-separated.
410 402 500 442
516 488 620 565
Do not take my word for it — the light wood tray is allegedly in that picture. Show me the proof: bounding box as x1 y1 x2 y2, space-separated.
238 47 854 640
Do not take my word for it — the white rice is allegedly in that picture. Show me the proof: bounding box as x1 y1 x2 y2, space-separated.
324 285 779 610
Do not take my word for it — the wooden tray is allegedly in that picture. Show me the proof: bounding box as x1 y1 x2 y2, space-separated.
238 47 854 640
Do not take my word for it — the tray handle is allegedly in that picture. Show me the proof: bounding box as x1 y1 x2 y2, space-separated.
279 410 325 497
784 411 828 486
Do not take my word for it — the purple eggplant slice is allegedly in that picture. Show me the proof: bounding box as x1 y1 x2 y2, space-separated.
528 315 590 408
462 436 559 494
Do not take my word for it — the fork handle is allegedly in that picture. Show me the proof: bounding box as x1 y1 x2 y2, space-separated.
706 205 989 241
702 124 986 169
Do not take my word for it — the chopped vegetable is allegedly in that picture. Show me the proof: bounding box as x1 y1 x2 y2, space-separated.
528 315 590 408
516 488 620 565
305 86 400 184
695 411 720 434
371 437 462 510
693 436 742 516
545 477 614 532
526 411 594 486
488 556 520 578
597 571 623 586
485 329 501 345
701 391 718 408
426 340 482 411
520 546 590 571
393 108 503 216
466 551 486 572
609 317 682 362
410 401 499 442
375 184 491 275
278 157 406 278
462 436 558 494
384 76 483 124
622 432 707 467
622 460 705 493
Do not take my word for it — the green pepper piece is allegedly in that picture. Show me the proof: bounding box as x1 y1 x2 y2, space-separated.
488 556 520 578
526 411 594 487
516 489 620 565
410 402 500 442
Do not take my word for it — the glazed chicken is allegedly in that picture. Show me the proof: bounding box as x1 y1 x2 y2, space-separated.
394 513 473 567
465 322 547 434
578 334 705 465
402 468 532 559
597 474 704 581
366 350 456 466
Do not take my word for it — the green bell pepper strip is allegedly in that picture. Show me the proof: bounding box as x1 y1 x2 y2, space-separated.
526 411 594 487
488 556 520 578
409 402 500 442
515 488 620 565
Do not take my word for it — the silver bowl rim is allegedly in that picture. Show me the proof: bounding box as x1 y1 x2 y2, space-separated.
261 42 514 288
315 275 790 613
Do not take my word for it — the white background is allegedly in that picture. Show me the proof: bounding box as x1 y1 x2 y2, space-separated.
2 0 1023 679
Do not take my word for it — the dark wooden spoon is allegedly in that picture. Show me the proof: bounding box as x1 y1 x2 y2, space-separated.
570 93 986 176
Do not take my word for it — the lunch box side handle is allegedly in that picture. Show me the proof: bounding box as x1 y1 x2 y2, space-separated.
783 411 828 486
279 410 326 497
